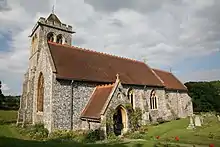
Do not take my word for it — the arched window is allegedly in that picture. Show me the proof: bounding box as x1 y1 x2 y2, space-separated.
31 34 38 54
47 32 54 42
150 90 157 110
128 88 134 109
37 72 44 112
56 34 63 44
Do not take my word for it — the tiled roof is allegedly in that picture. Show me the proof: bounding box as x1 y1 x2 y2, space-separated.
48 42 164 87
80 84 114 120
152 69 187 91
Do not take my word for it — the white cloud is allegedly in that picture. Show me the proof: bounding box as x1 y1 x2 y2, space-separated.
0 0 220 95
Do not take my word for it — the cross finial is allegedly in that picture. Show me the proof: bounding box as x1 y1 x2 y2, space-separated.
116 73 120 80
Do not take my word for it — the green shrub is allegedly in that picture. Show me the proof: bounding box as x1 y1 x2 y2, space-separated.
48 130 77 141
49 129 102 143
18 123 49 140
107 132 117 140
157 117 165 124
138 125 148 134
124 131 145 139
83 129 101 143
208 132 214 139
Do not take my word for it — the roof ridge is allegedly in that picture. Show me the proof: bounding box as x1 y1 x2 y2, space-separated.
48 41 145 64
151 68 165 84
152 68 171 74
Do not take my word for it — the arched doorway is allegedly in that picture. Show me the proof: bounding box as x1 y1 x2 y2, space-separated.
113 106 127 136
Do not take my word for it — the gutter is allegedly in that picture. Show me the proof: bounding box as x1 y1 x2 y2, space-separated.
70 80 74 130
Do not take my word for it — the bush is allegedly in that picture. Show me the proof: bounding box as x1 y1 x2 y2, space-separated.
124 131 145 139
157 117 165 124
107 132 117 140
138 125 148 134
18 123 49 140
208 132 214 139
84 129 101 143
49 129 102 143
48 130 77 141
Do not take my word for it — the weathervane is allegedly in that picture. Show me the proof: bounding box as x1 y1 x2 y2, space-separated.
52 0 56 14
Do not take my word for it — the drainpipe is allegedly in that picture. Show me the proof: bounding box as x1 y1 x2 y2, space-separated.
70 80 74 130
177 90 179 118
86 119 90 130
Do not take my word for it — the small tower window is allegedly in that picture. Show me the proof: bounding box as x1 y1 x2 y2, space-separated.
56 34 63 44
31 34 38 54
47 32 55 42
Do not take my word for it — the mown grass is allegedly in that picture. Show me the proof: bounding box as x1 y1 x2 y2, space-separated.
1 110 220 147
145 116 220 146
0 110 155 147
0 110 17 124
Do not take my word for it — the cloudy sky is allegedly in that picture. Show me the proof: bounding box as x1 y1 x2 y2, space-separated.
0 0 220 95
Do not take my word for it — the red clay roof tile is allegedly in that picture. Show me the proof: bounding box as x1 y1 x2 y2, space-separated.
48 42 164 87
152 68 187 91
81 84 114 120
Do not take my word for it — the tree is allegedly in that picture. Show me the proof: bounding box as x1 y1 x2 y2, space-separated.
185 81 220 112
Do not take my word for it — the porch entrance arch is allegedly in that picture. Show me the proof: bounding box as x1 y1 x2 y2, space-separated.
113 105 127 136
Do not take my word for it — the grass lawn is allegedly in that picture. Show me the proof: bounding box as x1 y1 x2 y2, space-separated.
146 116 220 146
0 110 154 147
0 110 17 124
0 110 220 147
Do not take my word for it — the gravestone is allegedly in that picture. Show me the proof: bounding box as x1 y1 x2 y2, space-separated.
194 115 202 126
200 116 204 124
217 115 220 122
187 115 195 129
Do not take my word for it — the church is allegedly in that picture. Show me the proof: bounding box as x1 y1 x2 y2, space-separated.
17 13 193 136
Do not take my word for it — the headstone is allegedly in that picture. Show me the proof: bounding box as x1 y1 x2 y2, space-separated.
187 115 195 129
194 115 202 126
217 115 220 122
200 116 204 124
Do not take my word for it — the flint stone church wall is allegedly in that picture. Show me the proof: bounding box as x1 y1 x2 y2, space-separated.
33 44 53 132
52 80 97 131
165 91 193 120
49 80 193 132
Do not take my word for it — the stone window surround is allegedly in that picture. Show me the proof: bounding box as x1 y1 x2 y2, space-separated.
150 90 158 110
37 72 44 112
47 32 66 44
127 88 135 109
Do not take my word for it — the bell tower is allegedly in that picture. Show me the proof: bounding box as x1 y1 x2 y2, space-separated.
16 13 75 125
28 13 75 72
